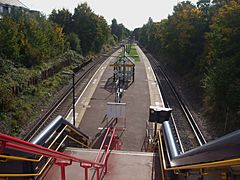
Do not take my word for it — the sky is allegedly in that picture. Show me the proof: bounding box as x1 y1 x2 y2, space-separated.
21 0 198 30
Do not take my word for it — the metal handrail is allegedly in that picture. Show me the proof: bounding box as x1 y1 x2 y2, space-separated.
0 127 117 180
0 124 89 163
0 133 101 165
0 134 73 177
102 128 116 164
95 128 111 162
157 129 240 178
93 127 116 179
0 133 103 180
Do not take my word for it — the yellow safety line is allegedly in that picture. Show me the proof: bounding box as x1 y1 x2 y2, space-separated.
57 135 68 151
36 157 53 176
0 158 8 163
33 135 70 178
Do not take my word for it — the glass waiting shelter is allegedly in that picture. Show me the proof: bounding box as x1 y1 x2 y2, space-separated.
110 51 135 89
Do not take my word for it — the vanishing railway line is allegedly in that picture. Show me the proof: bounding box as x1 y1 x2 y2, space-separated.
145 51 206 151
23 44 206 151
23 48 119 142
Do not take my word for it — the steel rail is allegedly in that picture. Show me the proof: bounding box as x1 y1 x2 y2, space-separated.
147 52 206 147
23 49 118 142
147 56 184 152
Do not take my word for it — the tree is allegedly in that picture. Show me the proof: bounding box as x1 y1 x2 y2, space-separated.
49 8 72 33
0 17 21 60
137 2 207 70
0 10 65 68
67 33 81 53
72 3 97 55
111 18 130 42
202 1 240 131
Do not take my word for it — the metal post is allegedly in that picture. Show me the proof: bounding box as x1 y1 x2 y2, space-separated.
96 167 100 180
80 163 92 180
104 156 109 173
72 73 76 126
154 123 157 138
133 66 135 82
60 164 66 180
55 161 72 180
84 167 89 180
0 140 6 154
63 71 76 126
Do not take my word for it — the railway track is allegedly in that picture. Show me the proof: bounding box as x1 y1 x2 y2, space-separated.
144 50 206 151
23 48 119 142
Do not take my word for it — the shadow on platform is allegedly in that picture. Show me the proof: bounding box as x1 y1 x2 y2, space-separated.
103 76 116 93
91 118 117 149
102 76 134 94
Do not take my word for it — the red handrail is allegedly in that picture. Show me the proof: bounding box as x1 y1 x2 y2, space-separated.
94 127 111 162
0 127 118 180
0 133 100 166
93 127 116 179
103 128 116 164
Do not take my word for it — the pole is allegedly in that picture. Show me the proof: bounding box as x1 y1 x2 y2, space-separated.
154 123 157 137
72 74 76 126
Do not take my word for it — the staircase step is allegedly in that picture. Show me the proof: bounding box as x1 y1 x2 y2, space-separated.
43 147 161 180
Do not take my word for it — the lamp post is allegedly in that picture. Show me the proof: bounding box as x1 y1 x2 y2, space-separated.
63 72 76 126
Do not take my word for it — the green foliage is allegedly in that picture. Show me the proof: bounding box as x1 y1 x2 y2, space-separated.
0 17 20 60
128 44 140 62
0 50 84 136
137 2 207 69
0 10 65 68
49 8 72 33
135 0 240 133
49 3 117 56
111 18 130 42
0 3 125 136
67 33 81 53
202 1 240 132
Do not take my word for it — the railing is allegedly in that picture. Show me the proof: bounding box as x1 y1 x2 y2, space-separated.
0 127 118 180
157 127 240 179
0 116 90 179
30 115 90 147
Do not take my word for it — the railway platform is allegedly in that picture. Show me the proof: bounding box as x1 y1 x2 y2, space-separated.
44 148 160 180
1 45 240 180
43 44 164 179
66 44 164 151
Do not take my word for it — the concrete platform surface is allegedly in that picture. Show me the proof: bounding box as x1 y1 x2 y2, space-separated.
77 45 164 151
43 148 159 180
